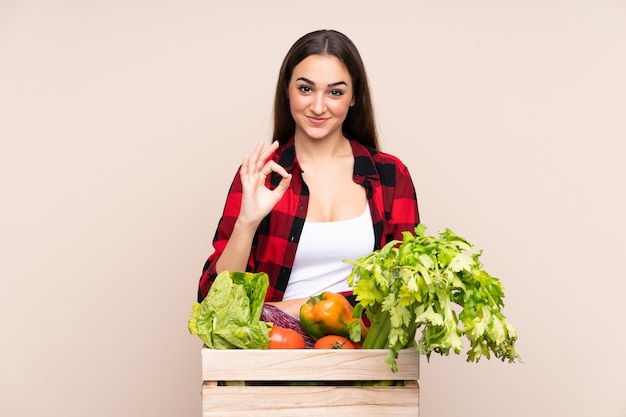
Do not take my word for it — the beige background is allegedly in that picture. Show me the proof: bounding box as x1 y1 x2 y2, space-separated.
1 1 625 416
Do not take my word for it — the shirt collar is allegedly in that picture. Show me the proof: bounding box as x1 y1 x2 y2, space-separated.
275 137 298 172
349 138 380 180
274 136 380 180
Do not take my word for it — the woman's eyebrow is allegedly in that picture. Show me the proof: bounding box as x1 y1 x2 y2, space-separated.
296 77 348 87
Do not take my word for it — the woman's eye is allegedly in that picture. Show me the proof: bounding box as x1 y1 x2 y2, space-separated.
298 85 312 93
330 90 344 97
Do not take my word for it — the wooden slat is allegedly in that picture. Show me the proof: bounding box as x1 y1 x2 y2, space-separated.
201 348 420 381
201 385 419 417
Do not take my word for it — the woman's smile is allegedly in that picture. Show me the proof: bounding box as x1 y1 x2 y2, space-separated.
306 116 329 125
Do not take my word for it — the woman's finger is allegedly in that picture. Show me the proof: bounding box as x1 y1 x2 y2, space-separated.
263 160 289 178
260 140 279 161
247 140 264 170
252 140 278 172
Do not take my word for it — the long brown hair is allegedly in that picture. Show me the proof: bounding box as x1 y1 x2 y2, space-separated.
272 30 379 150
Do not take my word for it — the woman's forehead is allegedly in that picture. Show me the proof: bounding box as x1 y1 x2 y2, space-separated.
290 55 352 85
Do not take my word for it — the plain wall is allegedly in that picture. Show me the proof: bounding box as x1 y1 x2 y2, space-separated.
1 1 625 416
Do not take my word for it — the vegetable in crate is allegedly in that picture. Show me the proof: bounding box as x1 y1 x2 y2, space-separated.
299 291 368 341
188 271 271 349
313 335 356 349
261 303 316 348
346 224 521 372
268 325 306 349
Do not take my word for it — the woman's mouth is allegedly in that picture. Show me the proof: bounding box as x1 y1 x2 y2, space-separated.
306 116 328 125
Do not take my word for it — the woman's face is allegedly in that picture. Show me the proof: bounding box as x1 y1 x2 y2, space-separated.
288 54 355 142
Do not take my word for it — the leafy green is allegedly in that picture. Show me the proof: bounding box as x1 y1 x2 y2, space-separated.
188 271 271 349
346 224 521 372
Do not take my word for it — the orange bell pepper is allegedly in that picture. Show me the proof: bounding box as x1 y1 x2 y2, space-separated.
299 292 368 341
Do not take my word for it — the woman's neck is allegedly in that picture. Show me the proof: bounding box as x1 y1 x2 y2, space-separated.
293 134 351 162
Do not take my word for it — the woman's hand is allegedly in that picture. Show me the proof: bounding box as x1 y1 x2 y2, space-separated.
215 141 291 274
266 297 309 319
238 140 292 226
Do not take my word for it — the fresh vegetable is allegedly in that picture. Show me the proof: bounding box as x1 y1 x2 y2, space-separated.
268 325 306 349
300 292 368 341
188 270 271 349
261 304 316 348
313 335 356 349
346 224 521 372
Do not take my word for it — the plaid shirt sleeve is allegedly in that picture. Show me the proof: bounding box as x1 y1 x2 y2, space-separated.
352 142 420 248
197 141 305 303
378 154 420 244
197 167 246 301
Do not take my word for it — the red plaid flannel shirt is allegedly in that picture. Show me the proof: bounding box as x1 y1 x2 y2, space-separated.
197 137 420 302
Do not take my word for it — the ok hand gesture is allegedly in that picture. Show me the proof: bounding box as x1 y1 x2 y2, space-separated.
238 140 292 226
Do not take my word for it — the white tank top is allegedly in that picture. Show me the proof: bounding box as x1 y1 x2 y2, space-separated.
282 204 375 300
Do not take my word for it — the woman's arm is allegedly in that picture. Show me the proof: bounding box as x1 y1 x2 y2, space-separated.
387 161 420 241
266 297 309 319
198 141 292 301
215 140 292 272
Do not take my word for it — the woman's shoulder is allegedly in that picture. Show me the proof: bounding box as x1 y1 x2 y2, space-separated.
349 139 410 170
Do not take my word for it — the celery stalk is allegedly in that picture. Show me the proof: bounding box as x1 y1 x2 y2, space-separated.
345 224 521 372
361 310 391 349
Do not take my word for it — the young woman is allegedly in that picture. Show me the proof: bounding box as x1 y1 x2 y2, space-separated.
198 29 420 318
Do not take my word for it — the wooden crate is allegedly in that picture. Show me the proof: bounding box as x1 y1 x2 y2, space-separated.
201 348 420 417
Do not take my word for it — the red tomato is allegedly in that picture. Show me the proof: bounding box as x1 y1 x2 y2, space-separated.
268 326 306 349
313 335 355 349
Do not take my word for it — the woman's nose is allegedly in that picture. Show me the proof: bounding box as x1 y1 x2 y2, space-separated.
310 93 327 115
